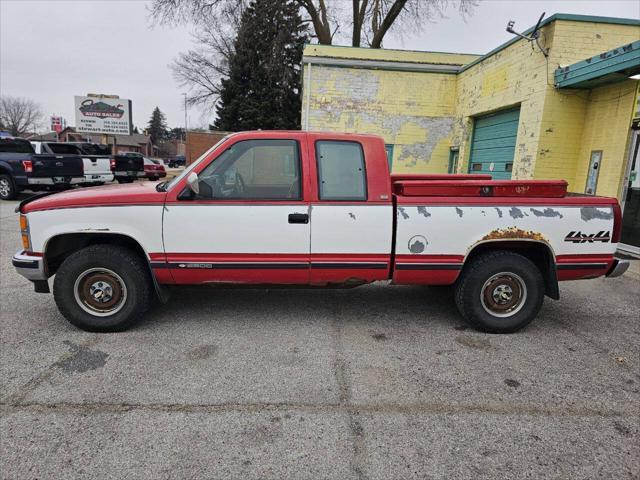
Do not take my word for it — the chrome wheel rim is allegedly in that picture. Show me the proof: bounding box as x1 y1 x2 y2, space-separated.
0 178 10 198
73 268 127 317
480 272 527 318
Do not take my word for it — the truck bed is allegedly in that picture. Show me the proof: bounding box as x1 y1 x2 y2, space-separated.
391 177 619 286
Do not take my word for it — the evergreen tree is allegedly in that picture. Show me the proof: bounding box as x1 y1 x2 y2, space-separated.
214 0 307 131
147 107 168 144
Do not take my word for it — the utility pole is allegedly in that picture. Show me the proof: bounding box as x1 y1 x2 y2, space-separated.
183 93 188 163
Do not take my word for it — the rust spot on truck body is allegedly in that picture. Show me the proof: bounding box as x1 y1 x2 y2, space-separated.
481 227 547 242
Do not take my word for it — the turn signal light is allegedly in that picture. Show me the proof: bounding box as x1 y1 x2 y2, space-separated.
19 214 28 231
110 158 116 170
22 160 33 173
21 233 30 250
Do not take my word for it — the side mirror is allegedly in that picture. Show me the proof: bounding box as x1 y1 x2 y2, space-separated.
186 172 200 195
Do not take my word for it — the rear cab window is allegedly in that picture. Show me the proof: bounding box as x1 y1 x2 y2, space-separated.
47 143 81 155
0 139 35 154
316 140 367 201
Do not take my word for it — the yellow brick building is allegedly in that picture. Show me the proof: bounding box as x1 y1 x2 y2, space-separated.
301 13 640 252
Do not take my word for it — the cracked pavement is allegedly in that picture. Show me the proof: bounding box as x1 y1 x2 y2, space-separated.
1 196 639 479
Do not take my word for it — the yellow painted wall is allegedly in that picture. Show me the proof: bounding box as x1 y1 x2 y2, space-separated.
571 81 637 197
302 63 461 173
452 22 556 179
302 17 639 194
303 44 480 66
534 20 640 193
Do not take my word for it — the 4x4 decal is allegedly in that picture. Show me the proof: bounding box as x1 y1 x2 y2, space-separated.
564 231 610 243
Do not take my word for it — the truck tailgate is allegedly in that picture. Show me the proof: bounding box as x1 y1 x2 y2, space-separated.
82 156 112 175
114 155 144 172
31 155 83 177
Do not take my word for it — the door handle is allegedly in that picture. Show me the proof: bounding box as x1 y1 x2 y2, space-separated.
288 213 309 224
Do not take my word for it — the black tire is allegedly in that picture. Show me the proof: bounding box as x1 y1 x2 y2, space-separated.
454 251 545 333
53 244 152 332
117 178 134 184
0 174 18 200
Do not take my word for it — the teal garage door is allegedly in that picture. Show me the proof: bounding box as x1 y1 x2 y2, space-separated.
468 108 520 179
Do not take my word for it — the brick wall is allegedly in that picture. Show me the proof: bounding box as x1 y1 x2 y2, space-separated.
186 131 229 165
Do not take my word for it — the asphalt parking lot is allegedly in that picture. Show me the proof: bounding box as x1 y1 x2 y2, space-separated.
1 193 639 479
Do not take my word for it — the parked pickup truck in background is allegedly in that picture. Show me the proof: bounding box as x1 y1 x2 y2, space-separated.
12 131 629 333
0 137 84 200
30 141 114 186
112 152 145 183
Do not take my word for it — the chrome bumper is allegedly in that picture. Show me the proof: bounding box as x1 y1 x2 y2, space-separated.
27 177 85 185
12 250 47 281
83 174 114 183
606 259 630 278
114 171 146 177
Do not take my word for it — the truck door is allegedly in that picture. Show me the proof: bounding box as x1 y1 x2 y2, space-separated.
162 137 311 284
308 138 393 285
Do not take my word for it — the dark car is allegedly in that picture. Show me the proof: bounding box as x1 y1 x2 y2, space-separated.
168 155 186 168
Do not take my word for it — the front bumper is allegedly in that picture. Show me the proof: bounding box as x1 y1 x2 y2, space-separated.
27 177 85 185
606 259 630 278
12 250 47 281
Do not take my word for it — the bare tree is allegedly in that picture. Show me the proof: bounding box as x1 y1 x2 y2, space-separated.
0 96 44 137
150 0 477 48
150 2 248 111
149 0 477 110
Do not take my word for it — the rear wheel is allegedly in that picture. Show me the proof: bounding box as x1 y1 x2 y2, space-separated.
454 251 545 333
53 244 152 332
0 174 17 200
117 178 134 184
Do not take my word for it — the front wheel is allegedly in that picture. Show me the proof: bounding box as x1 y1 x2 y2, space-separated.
53 245 152 332
454 251 545 333
0 174 18 200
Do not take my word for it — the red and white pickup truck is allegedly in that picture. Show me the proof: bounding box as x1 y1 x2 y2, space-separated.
13 131 629 333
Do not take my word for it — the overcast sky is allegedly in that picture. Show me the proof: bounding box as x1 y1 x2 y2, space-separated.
1 0 638 131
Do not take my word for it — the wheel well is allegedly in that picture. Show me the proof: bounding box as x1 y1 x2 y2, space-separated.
44 233 150 277
465 241 559 300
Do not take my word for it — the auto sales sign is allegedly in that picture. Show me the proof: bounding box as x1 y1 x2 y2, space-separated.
74 95 132 135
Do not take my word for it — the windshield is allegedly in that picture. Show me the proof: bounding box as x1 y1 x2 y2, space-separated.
165 135 229 191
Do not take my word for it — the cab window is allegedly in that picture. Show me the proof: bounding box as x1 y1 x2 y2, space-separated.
316 140 367 201
197 139 301 200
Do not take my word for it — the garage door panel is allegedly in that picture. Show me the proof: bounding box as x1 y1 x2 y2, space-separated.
474 109 521 128
472 124 520 141
468 146 517 160
468 108 520 180
471 137 519 150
